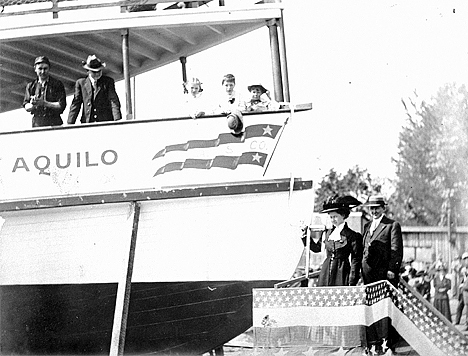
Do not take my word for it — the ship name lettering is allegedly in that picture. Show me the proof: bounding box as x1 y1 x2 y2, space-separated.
12 150 118 174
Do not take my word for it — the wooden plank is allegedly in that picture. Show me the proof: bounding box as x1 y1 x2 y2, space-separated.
110 201 141 356
0 6 282 40
0 179 313 212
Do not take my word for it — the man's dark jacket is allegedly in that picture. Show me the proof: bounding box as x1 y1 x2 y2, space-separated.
68 75 121 124
23 76 66 127
362 215 403 285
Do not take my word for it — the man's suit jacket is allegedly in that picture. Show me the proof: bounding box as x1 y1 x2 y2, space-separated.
68 75 121 124
362 215 403 284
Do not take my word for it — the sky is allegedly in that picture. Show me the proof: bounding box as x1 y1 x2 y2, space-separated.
3 0 468 184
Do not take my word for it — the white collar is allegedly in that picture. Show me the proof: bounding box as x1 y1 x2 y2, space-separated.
329 222 345 241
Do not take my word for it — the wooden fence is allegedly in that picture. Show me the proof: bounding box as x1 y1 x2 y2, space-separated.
402 226 468 270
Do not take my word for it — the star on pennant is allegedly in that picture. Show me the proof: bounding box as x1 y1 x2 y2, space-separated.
252 153 263 163
262 125 273 136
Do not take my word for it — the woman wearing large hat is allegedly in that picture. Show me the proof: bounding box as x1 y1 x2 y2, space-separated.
433 263 452 322
302 195 363 286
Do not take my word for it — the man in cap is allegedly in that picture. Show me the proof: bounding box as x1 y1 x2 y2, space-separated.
23 56 67 127
68 55 121 124
362 195 403 354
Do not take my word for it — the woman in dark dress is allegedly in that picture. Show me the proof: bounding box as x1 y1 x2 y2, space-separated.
302 195 363 286
433 264 452 322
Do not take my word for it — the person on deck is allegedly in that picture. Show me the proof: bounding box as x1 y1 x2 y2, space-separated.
68 55 121 124
23 56 67 127
243 83 279 112
214 73 244 114
301 195 363 287
183 77 212 119
433 264 452 322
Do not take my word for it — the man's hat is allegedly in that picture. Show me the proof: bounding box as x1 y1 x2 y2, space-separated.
320 195 362 214
82 55 106 72
247 84 267 94
226 110 244 135
462 252 468 260
34 56 50 67
364 195 387 207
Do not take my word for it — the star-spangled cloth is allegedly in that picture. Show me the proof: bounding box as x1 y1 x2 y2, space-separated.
252 280 468 356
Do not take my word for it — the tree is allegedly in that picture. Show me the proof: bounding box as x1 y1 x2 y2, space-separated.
394 84 468 226
314 166 383 212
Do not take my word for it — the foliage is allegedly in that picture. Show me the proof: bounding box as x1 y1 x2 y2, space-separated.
393 83 468 226
314 166 383 213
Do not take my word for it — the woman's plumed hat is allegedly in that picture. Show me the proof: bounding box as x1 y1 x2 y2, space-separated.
320 195 362 214
82 55 106 72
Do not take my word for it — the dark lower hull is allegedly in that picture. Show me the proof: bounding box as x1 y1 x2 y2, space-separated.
1 280 277 355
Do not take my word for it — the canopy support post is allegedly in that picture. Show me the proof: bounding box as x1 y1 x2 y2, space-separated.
121 29 133 120
267 19 284 103
278 10 290 103
180 56 188 94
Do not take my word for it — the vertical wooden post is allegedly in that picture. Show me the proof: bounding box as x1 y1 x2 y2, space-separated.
277 10 290 103
267 19 284 103
180 56 188 94
51 0 59 19
109 202 141 356
122 29 133 120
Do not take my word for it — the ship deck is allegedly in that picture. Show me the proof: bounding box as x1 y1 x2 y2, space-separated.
0 0 285 114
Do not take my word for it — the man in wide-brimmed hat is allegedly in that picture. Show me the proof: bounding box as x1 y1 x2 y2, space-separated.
68 55 121 124
23 56 67 127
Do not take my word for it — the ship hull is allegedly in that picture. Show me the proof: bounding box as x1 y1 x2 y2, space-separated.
1 280 277 355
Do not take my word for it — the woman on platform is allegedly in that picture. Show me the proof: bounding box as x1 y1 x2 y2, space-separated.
301 195 363 286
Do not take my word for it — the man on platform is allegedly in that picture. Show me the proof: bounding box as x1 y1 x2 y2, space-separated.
362 195 403 287
361 195 403 355
68 55 121 124
23 56 67 127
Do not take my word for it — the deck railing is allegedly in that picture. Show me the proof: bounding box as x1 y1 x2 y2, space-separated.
0 0 279 18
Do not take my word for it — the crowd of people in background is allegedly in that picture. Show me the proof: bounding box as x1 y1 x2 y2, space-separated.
23 55 281 128
400 252 468 330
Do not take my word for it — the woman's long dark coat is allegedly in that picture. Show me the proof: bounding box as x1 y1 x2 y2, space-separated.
303 223 363 286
